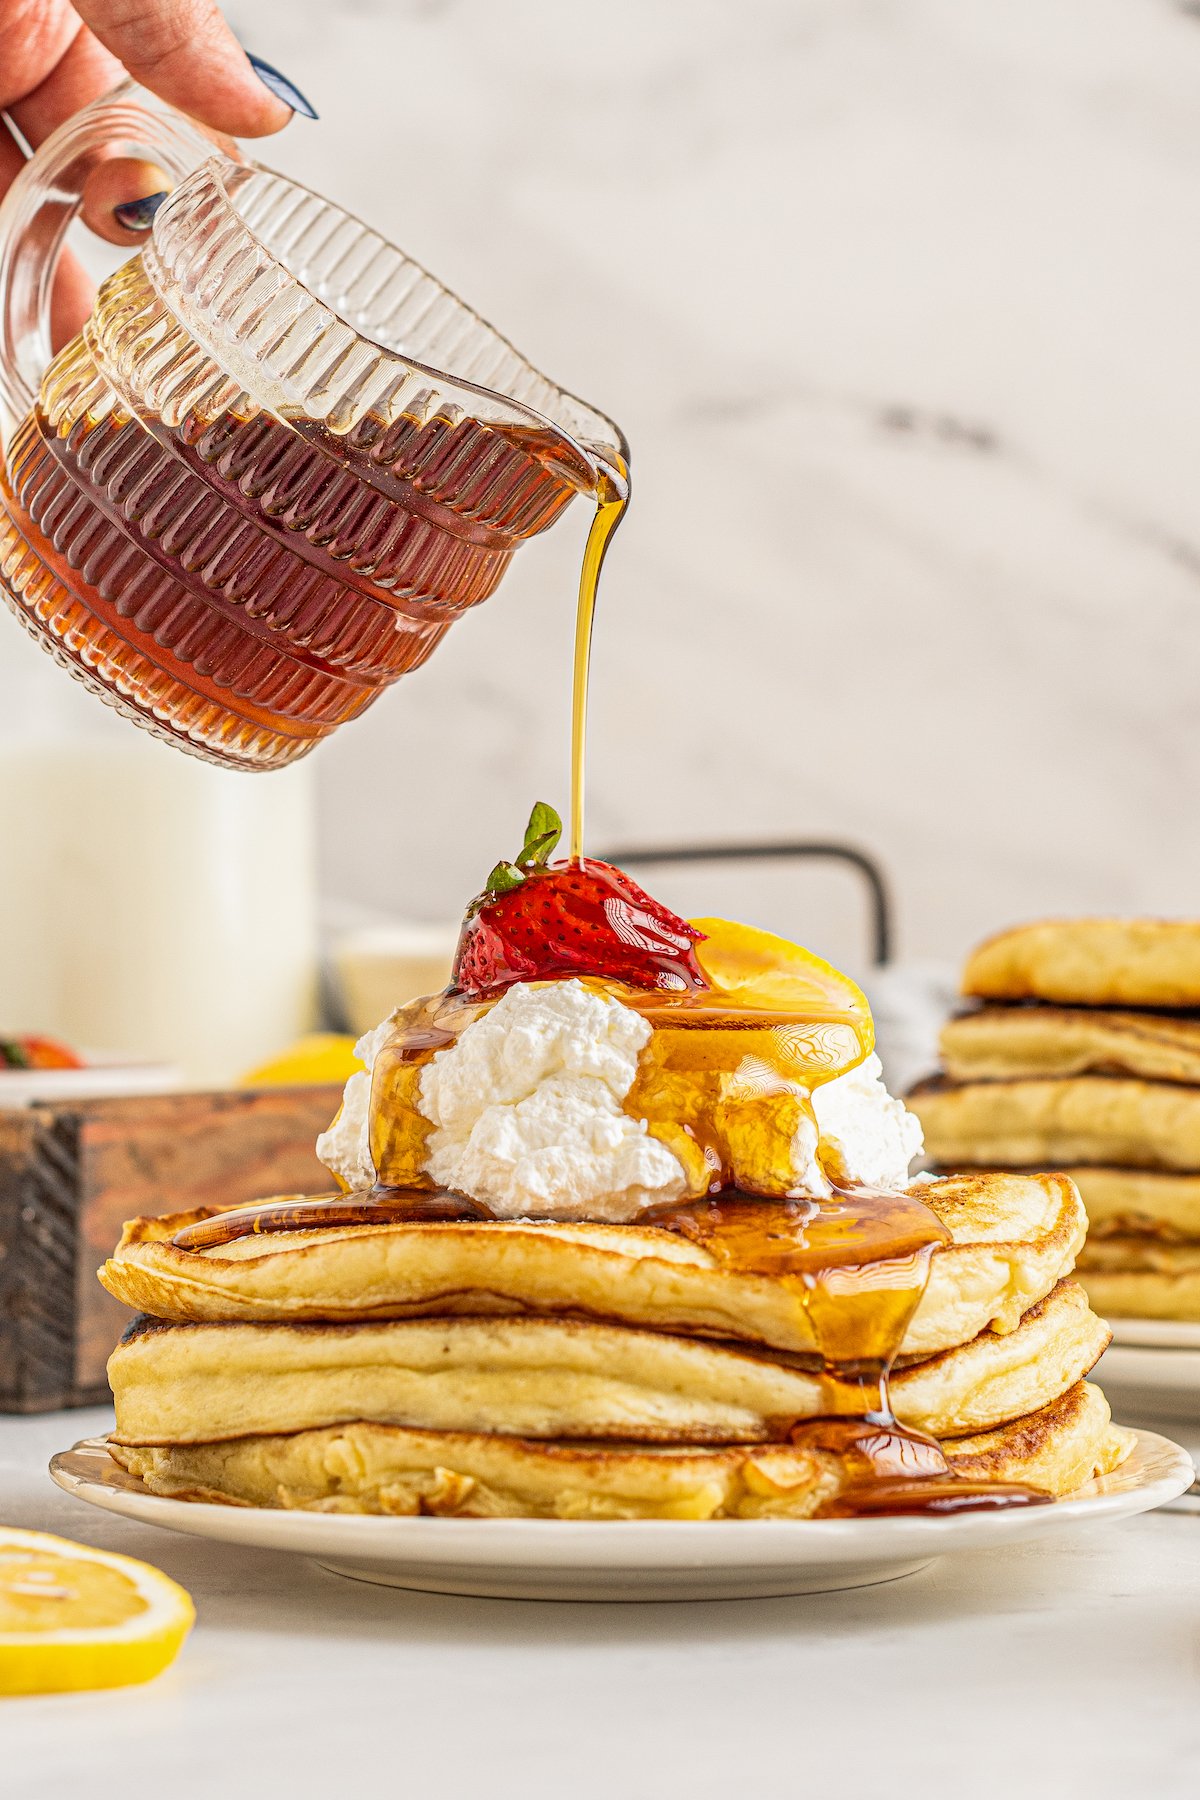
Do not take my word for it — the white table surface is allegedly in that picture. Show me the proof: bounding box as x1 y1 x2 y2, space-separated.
5 1405 1200 1800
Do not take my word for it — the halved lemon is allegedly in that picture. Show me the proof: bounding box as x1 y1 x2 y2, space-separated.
241 1032 363 1087
0 1529 194 1695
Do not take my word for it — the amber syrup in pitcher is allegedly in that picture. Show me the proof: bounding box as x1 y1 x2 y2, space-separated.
0 272 604 770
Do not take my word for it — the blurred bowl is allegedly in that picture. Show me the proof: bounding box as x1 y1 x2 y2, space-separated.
332 923 459 1038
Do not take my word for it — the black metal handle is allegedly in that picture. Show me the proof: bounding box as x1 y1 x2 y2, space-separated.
597 840 893 966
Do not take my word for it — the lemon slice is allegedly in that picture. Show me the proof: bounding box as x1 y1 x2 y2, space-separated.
241 1032 363 1087
691 919 872 1021
688 917 875 1077
0 1529 194 1695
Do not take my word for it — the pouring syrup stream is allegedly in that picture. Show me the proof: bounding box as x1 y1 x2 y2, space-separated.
569 455 630 860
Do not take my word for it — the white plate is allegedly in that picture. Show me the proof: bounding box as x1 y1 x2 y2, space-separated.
1096 1320 1200 1424
1108 1316 1200 1351
1094 1342 1200 1424
48 1431 1193 1603
0 1054 178 1108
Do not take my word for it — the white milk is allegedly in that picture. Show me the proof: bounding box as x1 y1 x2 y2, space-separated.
0 692 318 1083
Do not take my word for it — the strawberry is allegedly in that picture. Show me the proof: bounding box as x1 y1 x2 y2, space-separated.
452 803 708 999
0 1034 85 1071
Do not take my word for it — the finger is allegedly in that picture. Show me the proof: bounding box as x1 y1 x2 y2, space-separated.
81 155 170 243
73 0 313 137
8 31 170 245
8 27 236 247
0 0 78 110
6 20 124 148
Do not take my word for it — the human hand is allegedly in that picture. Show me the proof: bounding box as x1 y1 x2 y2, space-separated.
1 0 316 331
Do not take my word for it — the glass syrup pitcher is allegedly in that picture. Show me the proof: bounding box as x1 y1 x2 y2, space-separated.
0 83 626 771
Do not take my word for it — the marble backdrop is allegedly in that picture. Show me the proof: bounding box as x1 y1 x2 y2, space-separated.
11 0 1200 975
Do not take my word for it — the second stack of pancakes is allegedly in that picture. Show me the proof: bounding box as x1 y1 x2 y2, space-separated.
910 919 1200 1323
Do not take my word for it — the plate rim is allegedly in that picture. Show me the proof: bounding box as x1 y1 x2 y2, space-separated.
46 1430 1194 1571
1108 1316 1200 1351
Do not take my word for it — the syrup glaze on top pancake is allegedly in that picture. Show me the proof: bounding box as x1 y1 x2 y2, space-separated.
98 1171 1087 1360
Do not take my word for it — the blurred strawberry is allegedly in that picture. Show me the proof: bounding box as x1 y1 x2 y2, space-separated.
0 1035 85 1071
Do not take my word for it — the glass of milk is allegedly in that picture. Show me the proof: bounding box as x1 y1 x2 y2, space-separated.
0 624 318 1084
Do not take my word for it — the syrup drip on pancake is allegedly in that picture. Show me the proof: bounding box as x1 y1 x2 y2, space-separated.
641 1189 1048 1517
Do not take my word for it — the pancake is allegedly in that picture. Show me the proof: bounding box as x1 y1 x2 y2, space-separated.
1077 1236 1200 1321
98 1171 1087 1359
910 1076 1200 1172
1061 1168 1200 1242
941 1007 1200 1086
106 1279 1109 1449
962 919 1200 1008
939 1381 1134 1497
928 1166 1200 1242
106 1380 1131 1517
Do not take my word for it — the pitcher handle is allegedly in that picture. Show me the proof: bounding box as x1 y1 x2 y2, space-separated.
0 79 231 441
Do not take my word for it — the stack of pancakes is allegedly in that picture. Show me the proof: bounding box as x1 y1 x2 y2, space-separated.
909 919 1200 1323
98 1169 1130 1518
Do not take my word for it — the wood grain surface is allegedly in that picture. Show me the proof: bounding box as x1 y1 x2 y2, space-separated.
0 1085 342 1411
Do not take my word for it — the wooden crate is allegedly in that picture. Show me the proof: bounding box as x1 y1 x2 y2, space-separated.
0 1084 343 1413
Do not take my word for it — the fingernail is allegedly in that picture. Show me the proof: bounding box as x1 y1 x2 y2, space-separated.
246 54 319 120
113 191 168 232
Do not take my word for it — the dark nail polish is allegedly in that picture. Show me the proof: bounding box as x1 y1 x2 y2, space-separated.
113 191 168 232
247 54 319 120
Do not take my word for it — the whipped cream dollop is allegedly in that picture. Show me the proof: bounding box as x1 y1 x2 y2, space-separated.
317 980 923 1221
418 981 686 1222
810 1052 925 1193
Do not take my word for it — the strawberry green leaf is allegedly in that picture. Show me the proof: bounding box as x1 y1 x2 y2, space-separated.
520 801 562 867
485 860 527 896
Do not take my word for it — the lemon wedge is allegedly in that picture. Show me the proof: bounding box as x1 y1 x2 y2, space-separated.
241 1032 363 1087
0 1529 194 1695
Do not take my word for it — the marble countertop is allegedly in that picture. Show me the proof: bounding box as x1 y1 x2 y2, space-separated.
4 1406 1200 1800
11 0 1200 976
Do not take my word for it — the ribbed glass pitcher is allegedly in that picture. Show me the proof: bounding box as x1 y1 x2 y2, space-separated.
0 84 625 770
